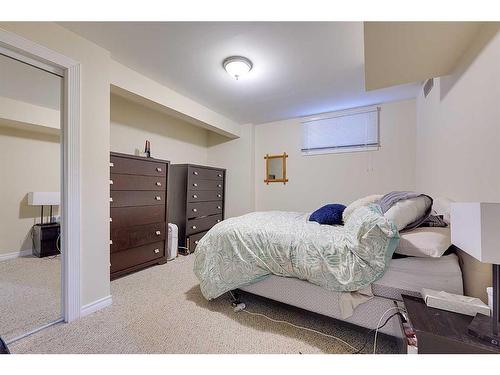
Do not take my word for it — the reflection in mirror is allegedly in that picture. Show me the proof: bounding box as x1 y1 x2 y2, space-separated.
264 153 288 184
0 53 62 342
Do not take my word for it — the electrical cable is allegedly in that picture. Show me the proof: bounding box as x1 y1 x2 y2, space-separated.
353 311 403 354
240 308 359 352
373 306 406 354
229 291 407 354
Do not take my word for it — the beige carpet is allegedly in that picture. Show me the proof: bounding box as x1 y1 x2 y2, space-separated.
0 255 61 342
9 255 398 354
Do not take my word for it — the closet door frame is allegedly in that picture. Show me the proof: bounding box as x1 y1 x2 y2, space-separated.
0 28 82 324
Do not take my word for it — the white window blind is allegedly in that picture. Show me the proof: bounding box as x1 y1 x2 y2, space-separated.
301 106 380 155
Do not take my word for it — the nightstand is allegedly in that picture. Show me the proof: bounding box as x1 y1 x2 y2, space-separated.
402 294 500 354
32 223 60 258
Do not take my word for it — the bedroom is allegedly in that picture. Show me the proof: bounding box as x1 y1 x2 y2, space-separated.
1 1 500 371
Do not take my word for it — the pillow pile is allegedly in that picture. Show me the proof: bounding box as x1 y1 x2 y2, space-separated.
309 204 346 225
384 195 432 231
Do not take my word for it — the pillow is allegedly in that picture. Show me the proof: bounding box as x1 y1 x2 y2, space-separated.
384 196 432 231
342 194 383 223
395 227 451 257
432 197 455 224
309 204 346 225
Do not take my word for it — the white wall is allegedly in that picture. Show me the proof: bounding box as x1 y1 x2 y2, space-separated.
0 124 60 257
207 124 255 218
254 99 416 212
415 25 500 301
0 22 112 307
110 94 209 165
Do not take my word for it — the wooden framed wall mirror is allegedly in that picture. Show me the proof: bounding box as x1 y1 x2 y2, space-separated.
264 153 288 184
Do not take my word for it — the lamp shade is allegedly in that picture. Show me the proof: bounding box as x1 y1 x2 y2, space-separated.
28 192 60 206
451 202 500 264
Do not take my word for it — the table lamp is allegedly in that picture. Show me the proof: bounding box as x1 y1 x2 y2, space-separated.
28 191 60 224
451 202 500 347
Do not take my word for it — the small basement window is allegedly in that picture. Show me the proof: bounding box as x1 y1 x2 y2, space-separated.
301 105 380 155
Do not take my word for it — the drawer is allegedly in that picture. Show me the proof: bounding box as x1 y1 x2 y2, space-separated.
187 190 223 203
110 155 166 177
110 241 164 273
110 191 165 208
186 214 222 235
187 201 223 219
111 205 165 229
110 174 166 191
188 166 224 181
111 222 166 252
187 178 224 191
188 230 208 253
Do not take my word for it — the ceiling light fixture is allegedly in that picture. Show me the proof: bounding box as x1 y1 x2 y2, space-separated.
223 56 253 80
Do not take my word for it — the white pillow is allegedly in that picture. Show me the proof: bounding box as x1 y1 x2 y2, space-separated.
395 227 451 257
384 196 432 231
343 194 383 223
432 197 455 224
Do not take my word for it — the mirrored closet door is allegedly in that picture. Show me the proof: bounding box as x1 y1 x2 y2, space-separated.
0 52 63 343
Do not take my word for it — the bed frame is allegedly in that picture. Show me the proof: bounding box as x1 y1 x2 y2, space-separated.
237 275 407 349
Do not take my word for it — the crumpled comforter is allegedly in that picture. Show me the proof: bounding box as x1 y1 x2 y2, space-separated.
193 204 400 301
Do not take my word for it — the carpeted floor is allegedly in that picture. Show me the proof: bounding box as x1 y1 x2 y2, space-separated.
8 255 399 354
0 255 61 342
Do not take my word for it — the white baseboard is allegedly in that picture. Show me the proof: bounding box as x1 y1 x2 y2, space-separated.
0 249 33 262
80 295 113 317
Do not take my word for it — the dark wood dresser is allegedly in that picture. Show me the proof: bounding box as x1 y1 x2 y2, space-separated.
109 152 170 279
168 164 226 254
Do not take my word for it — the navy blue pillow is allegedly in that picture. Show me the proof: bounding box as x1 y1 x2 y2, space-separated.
309 204 346 225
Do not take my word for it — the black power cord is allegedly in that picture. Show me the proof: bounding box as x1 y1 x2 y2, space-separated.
353 312 406 354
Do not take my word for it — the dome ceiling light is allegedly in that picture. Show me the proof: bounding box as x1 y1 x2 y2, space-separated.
223 56 253 80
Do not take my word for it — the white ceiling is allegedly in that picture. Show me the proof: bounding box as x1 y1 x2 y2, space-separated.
61 22 419 124
0 53 61 109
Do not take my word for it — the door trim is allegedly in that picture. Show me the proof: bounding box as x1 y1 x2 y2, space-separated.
0 28 82 322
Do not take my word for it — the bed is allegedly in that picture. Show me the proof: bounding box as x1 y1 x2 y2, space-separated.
239 253 463 337
193 198 463 340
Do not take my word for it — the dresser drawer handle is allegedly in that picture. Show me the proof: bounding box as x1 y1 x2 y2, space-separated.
192 225 197 230
109 217 113 222
217 219 221 223
109 162 114 167
217 206 221 209
192 194 198 199
109 197 113 202
217 194 222 198
109 180 113 185
193 171 199 176
194 240 199 245
155 230 161 236
218 173 222 177
193 183 198 187
154 248 160 254
156 167 162 172
155 196 162 201
217 184 222 188
156 182 162 187
192 208 198 212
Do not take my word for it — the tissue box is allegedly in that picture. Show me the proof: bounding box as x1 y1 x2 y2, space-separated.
421 288 491 317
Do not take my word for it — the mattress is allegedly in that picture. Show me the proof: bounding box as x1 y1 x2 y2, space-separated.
372 253 463 300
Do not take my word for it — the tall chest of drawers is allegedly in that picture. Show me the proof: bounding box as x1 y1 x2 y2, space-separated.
168 164 226 254
109 152 169 279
